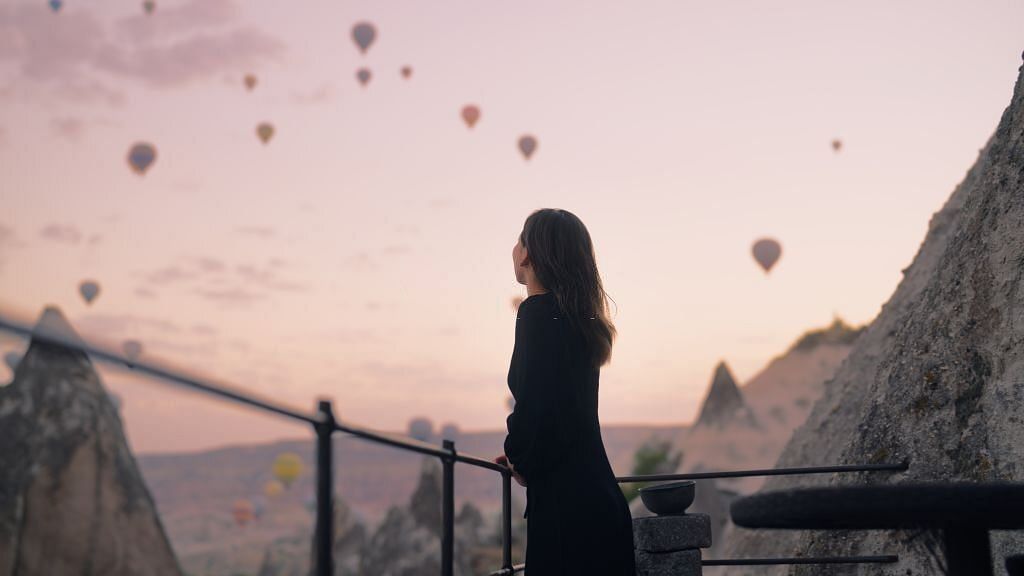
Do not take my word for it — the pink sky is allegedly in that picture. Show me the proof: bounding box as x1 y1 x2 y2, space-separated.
1 0 1021 454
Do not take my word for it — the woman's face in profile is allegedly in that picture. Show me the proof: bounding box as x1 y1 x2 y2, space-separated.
512 236 527 285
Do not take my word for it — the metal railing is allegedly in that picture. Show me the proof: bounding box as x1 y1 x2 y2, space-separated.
0 311 906 575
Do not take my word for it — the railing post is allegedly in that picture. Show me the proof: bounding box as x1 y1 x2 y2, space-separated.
314 400 336 576
501 467 513 574
442 439 456 576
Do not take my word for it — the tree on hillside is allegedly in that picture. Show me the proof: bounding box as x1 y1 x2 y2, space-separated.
621 437 684 504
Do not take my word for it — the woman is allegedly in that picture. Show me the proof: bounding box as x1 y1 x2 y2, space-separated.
493 208 636 575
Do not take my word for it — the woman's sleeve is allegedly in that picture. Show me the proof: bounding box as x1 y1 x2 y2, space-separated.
503 311 561 484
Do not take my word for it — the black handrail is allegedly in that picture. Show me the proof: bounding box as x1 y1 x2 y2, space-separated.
703 556 899 566
0 310 906 575
615 461 909 483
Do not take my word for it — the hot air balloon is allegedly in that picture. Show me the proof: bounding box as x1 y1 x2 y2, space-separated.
407 417 433 441
256 122 275 144
400 66 413 79
142 0 155 15
272 452 303 488
440 423 460 443
127 142 157 175
831 139 842 153
48 0 61 13
79 280 100 305
264 480 284 498
517 135 537 160
4 351 21 373
461 105 480 129
232 499 255 527
751 238 782 273
356 68 372 87
122 340 143 364
244 74 257 91
351 22 377 54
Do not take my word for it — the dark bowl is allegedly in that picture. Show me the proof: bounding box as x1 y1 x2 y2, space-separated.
639 480 696 515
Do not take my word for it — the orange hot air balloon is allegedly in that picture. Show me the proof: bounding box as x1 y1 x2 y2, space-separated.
831 139 842 153
256 122 275 144
244 74 257 91
400 66 413 79
356 68 372 87
751 238 782 273
517 135 538 160
265 480 284 498
460 105 480 129
232 499 255 526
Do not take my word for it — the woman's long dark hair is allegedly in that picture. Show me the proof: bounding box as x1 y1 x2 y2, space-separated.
519 208 617 368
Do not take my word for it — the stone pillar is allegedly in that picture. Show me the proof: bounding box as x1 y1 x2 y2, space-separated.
633 513 712 576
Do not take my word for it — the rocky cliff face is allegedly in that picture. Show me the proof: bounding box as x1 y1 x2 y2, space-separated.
721 58 1024 575
0 306 183 576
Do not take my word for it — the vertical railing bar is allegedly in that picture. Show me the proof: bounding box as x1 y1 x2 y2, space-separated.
441 439 456 576
501 470 512 573
314 401 336 576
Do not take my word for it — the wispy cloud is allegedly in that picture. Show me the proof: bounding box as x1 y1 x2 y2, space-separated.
51 116 85 141
39 223 83 244
76 312 182 336
140 265 196 285
194 286 265 305
235 225 276 238
292 83 335 105
0 1 284 105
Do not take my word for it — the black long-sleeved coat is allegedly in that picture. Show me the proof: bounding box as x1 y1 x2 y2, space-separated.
504 291 636 575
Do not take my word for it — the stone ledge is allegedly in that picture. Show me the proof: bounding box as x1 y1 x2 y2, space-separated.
635 548 701 576
633 513 712 552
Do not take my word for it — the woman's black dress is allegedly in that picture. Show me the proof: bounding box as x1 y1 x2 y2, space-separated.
504 291 636 575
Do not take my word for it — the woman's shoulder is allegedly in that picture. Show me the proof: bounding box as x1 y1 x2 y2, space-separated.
516 291 559 319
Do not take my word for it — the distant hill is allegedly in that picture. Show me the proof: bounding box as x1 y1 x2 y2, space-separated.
136 423 683 573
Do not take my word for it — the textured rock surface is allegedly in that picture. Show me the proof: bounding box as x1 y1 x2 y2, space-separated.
0 306 183 576
633 513 712 552
635 548 701 576
721 59 1024 575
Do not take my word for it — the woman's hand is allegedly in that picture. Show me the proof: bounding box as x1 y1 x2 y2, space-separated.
494 454 527 487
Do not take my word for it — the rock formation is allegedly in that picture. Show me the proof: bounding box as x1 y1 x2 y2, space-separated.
631 319 861 558
358 456 487 576
694 361 756 429
721 57 1024 575
0 306 183 575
